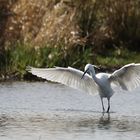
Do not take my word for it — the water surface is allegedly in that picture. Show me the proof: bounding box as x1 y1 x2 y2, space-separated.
0 81 140 140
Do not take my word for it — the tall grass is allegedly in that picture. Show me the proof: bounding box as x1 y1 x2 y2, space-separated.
0 42 140 80
0 0 140 80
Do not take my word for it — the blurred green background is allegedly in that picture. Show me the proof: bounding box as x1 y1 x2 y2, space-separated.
0 0 140 80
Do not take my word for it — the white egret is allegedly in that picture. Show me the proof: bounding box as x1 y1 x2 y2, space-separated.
26 63 140 113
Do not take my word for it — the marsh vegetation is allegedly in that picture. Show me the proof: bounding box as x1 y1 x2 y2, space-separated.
0 0 140 80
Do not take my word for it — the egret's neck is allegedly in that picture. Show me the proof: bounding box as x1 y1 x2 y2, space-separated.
90 68 98 83
89 68 96 78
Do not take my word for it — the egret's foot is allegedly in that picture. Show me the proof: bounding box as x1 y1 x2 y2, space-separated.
106 110 110 113
102 111 105 117
106 107 110 113
102 108 105 113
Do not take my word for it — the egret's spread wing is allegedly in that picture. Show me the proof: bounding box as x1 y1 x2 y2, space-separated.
26 66 98 95
109 63 140 90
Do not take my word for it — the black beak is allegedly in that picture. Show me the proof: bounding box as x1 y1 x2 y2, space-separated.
81 69 88 79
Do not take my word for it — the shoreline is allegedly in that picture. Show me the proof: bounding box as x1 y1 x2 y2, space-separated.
0 43 139 82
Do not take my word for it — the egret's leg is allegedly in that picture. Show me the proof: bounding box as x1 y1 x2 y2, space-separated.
101 98 105 112
107 98 110 113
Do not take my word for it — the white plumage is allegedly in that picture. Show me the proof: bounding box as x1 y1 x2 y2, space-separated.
26 63 140 113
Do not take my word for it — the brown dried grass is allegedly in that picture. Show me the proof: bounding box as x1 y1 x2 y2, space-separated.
0 0 140 51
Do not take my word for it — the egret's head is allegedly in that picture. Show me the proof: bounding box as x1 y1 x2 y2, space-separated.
81 64 99 79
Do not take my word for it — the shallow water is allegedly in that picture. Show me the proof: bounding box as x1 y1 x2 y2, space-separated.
0 81 140 140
